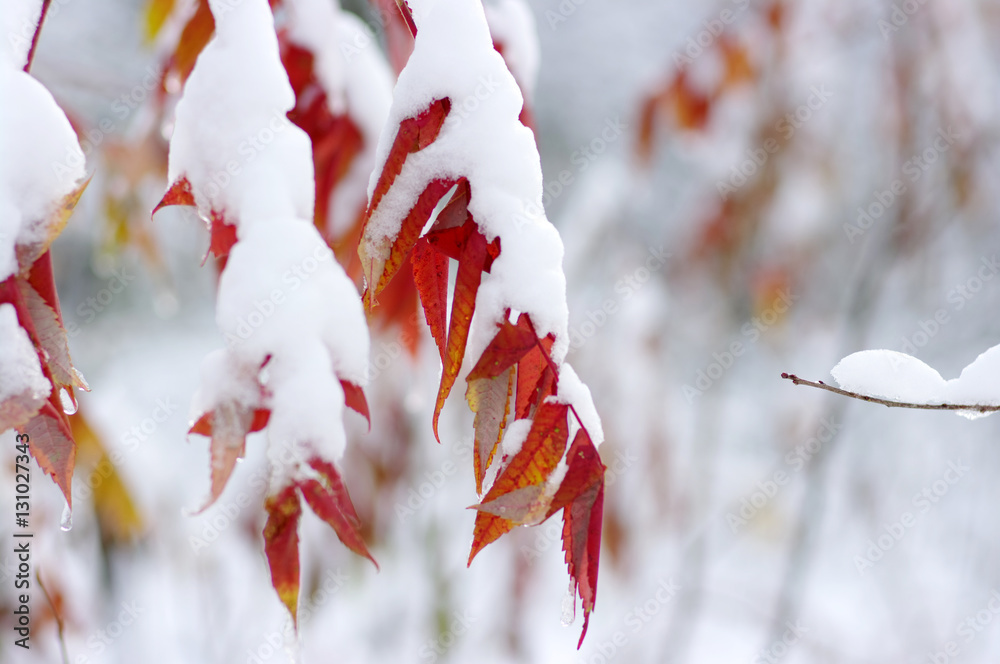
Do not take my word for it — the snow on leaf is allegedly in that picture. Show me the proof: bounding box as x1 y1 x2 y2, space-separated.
14 176 92 274
362 175 458 310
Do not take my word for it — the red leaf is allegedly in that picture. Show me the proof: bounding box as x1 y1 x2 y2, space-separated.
207 210 238 260
263 484 302 624
366 98 451 224
411 237 449 362
24 401 76 508
514 338 555 421
363 177 460 310
152 177 196 216
432 224 488 441
340 379 370 430
546 429 606 648
467 312 538 382
299 457 378 569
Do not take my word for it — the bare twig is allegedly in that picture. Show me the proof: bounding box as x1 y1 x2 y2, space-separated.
780 373 1000 413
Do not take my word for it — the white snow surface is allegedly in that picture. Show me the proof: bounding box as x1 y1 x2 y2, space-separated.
831 347 1000 418
285 0 394 237
0 0 86 282
173 0 370 487
484 0 540 103
166 0 314 232
0 303 50 403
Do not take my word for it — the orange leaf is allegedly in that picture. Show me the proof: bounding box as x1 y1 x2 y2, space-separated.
480 401 569 506
432 223 488 441
411 237 449 362
171 0 215 84
299 457 378 569
468 510 513 565
465 367 512 493
264 484 302 624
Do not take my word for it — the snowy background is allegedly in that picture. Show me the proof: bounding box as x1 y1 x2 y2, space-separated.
5 0 1000 663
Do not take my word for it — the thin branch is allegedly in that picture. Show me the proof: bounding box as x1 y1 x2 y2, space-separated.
780 373 1000 413
23 0 53 74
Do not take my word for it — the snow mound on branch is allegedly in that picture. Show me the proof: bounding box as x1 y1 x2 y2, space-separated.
0 1 86 282
167 0 314 231
484 0 539 103
831 346 1000 419
171 0 370 486
284 0 394 237
365 0 566 360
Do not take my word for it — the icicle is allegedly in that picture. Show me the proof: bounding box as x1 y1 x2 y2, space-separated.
60 503 73 531
560 580 576 627
59 387 78 415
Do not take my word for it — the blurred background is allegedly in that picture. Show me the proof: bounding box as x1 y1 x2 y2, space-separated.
4 0 1000 662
